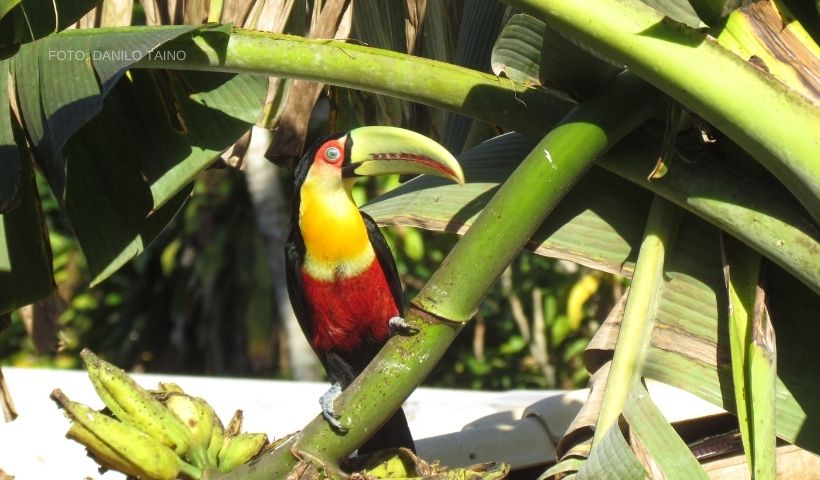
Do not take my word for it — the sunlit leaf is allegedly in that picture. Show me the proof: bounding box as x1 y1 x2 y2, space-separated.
639 0 708 29
364 133 649 278
721 235 777 479
624 383 709 479
594 196 681 447
577 423 645 480
0 0 22 20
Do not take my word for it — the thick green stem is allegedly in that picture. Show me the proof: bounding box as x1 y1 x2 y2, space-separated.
138 29 572 138
214 72 662 479
503 0 820 223
593 196 681 446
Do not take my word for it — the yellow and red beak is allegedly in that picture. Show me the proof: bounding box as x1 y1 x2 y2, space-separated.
341 126 464 184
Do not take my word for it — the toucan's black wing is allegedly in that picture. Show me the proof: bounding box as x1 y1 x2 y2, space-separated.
361 212 404 315
284 227 317 352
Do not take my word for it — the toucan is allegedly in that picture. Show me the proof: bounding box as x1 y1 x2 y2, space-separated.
285 126 464 455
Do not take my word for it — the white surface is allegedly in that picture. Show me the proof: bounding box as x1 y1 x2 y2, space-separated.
0 367 559 479
0 367 724 478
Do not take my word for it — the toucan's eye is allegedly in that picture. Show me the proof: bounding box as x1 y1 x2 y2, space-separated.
324 146 341 163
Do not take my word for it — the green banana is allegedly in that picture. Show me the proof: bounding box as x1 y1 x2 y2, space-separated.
52 389 183 480
206 403 226 468
67 422 146 478
217 432 268 473
158 382 184 394
193 396 221 456
81 349 192 455
165 393 224 469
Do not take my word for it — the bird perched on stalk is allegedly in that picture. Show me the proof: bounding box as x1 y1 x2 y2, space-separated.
285 126 464 455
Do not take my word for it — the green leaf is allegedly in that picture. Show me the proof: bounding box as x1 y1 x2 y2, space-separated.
623 383 709 479
364 132 820 453
414 0 456 134
0 0 18 17
0 0 20 21
350 0 411 127
61 74 190 285
541 456 585 479
721 235 777 479
0 59 53 313
504 0 820 223
140 28 574 142
61 67 264 284
538 24 622 99
363 133 650 278
442 0 508 154
687 0 745 26
0 143 54 314
598 134 819 295
577 423 645 480
642 259 819 454
0 0 101 55
0 58 20 213
492 11 624 99
594 197 681 446
377 129 819 294
147 70 267 209
10 25 198 197
7 26 266 284
639 0 708 29
491 13 544 85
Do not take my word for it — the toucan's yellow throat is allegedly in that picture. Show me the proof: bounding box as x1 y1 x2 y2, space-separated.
298 168 374 282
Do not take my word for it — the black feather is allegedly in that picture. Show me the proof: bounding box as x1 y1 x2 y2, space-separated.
362 211 404 315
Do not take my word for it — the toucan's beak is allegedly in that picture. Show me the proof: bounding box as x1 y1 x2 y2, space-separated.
342 126 465 184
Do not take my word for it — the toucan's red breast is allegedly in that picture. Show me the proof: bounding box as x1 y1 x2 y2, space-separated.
301 257 398 354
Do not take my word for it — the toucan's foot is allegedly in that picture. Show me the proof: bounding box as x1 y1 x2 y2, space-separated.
319 383 348 433
389 316 419 335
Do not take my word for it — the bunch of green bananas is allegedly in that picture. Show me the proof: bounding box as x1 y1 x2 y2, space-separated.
51 349 269 479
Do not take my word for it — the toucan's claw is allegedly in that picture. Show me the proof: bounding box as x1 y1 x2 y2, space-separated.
320 383 349 433
389 316 419 336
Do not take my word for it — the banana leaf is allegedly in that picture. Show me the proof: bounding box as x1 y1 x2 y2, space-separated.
363 132 820 453
7 26 267 287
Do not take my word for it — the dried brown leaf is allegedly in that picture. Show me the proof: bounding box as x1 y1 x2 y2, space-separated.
266 0 352 166
403 0 427 54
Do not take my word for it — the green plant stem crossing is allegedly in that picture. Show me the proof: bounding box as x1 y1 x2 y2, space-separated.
215 72 663 478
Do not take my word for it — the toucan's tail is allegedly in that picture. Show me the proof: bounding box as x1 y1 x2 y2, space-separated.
358 407 415 455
